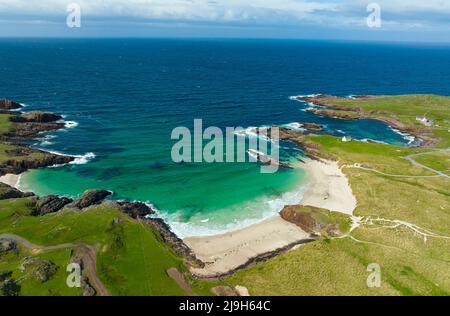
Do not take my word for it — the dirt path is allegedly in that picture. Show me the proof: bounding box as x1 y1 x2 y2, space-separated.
403 147 450 179
343 147 450 180
166 268 196 296
0 233 111 296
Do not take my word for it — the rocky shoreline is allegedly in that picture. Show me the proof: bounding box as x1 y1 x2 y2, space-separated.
0 100 75 176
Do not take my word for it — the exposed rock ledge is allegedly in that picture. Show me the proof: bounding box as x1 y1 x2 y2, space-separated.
0 99 75 176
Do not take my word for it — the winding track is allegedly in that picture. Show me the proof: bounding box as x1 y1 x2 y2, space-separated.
403 147 450 179
343 147 450 179
0 233 111 296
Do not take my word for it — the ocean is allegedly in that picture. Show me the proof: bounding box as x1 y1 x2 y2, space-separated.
1 38 449 237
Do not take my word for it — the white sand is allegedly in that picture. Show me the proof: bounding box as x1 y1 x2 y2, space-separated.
300 159 357 215
0 174 21 188
185 158 357 277
185 216 310 277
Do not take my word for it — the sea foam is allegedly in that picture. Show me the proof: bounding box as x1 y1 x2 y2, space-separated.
389 127 416 145
64 121 79 129
151 182 308 238
70 152 96 165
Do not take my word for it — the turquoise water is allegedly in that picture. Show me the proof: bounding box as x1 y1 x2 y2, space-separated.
2 39 449 236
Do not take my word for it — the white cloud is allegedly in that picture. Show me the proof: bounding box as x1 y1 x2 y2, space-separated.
0 0 448 30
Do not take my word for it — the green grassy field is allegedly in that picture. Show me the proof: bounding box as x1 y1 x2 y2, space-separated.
0 245 83 296
0 114 13 135
332 95 450 121
0 199 187 296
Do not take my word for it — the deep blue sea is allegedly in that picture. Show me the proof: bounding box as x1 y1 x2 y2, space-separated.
0 39 449 236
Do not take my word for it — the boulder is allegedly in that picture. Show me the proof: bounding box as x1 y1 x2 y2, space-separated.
70 190 112 209
0 99 22 110
115 201 155 219
0 182 34 200
34 195 73 215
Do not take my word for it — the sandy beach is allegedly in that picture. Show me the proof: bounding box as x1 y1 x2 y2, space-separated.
0 173 21 188
185 158 357 277
300 159 357 215
185 215 311 277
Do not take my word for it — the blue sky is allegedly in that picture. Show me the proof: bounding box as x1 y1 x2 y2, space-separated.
0 0 449 42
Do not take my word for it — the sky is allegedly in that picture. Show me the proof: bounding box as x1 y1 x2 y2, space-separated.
0 0 449 42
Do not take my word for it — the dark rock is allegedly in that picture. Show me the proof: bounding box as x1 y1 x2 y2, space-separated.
8 121 65 138
0 278 21 296
34 195 73 215
11 111 63 123
0 147 74 175
70 190 112 209
0 182 34 200
0 99 22 110
0 238 17 255
0 271 12 282
302 123 324 131
115 201 155 219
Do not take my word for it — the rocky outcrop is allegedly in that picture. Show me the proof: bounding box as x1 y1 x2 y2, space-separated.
302 123 324 131
0 147 74 175
33 195 73 216
0 183 34 200
7 121 65 138
279 129 335 160
296 95 365 111
280 205 349 237
115 201 155 219
0 99 22 110
20 257 58 283
0 238 17 255
144 218 204 268
69 190 112 209
11 111 63 123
